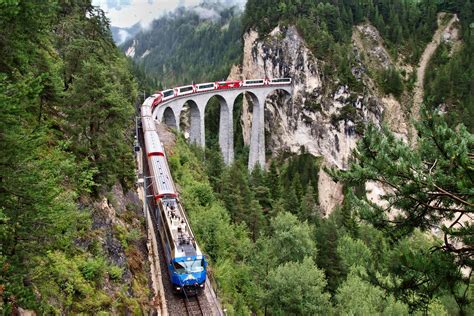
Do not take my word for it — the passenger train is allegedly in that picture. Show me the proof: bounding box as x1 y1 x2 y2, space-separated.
151 77 292 109
141 101 207 295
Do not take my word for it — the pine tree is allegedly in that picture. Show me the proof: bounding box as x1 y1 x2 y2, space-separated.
205 144 225 191
284 185 300 215
266 160 282 201
331 111 474 270
300 184 323 223
314 216 345 293
250 165 272 216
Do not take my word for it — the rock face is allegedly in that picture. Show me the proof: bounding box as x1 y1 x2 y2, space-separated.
80 182 151 313
229 25 387 214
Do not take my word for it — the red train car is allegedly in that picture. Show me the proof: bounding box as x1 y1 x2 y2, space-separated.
215 80 242 90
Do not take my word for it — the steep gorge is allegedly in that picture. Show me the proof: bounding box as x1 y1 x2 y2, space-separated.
229 13 461 214
229 25 383 214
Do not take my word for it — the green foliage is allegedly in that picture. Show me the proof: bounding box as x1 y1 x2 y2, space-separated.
32 251 113 314
0 0 140 312
378 67 404 98
108 266 124 280
425 30 474 132
331 104 359 127
337 235 372 272
115 225 141 250
278 150 321 205
426 299 449 316
80 256 108 282
265 257 332 315
299 184 321 222
219 161 264 240
330 110 473 312
336 268 409 316
314 215 345 293
386 230 463 310
268 212 316 265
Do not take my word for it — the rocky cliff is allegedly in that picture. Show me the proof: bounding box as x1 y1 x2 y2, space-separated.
229 15 459 214
229 25 391 214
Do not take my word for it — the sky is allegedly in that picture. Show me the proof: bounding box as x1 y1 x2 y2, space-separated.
92 0 246 28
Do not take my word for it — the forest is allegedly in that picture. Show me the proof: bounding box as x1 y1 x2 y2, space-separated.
165 0 474 314
0 0 150 313
169 113 473 314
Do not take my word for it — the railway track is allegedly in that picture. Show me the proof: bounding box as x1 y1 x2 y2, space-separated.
183 290 204 316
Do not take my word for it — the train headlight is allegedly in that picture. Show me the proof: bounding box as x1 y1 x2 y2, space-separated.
200 284 204 288
176 287 181 291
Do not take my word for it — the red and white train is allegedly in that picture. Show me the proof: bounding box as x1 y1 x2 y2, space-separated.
151 78 292 110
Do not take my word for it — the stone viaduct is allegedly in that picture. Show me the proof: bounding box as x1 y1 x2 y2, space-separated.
152 85 292 169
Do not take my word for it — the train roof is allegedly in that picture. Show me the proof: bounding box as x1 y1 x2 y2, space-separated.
144 130 164 155
149 155 176 196
142 116 156 132
160 198 202 259
196 82 215 86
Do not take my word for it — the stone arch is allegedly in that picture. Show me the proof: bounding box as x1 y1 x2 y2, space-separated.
163 106 178 129
179 99 203 146
231 90 263 170
203 94 234 164
203 94 226 145
266 86 292 97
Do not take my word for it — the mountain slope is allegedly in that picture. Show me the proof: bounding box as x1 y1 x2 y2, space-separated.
0 1 151 313
122 3 243 87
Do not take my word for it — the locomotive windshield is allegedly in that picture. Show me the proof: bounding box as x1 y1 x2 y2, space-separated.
173 259 205 274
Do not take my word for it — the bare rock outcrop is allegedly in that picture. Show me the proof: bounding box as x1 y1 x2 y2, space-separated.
230 25 387 215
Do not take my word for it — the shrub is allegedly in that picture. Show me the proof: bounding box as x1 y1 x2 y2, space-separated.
80 257 107 282
109 265 124 280
378 67 404 98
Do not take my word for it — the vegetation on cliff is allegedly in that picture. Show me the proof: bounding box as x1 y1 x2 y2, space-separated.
0 1 147 313
424 4 473 132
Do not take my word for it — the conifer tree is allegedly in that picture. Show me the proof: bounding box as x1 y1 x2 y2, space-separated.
300 184 321 223
266 159 282 201
331 111 473 270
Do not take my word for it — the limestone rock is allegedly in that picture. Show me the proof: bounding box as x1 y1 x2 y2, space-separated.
232 25 388 214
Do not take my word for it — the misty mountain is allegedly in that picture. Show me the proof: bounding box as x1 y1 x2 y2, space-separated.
121 1 243 87
111 22 141 44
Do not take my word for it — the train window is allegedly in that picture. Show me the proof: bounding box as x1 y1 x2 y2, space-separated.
179 86 193 93
198 83 214 89
246 80 263 84
272 78 290 83
163 90 174 97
